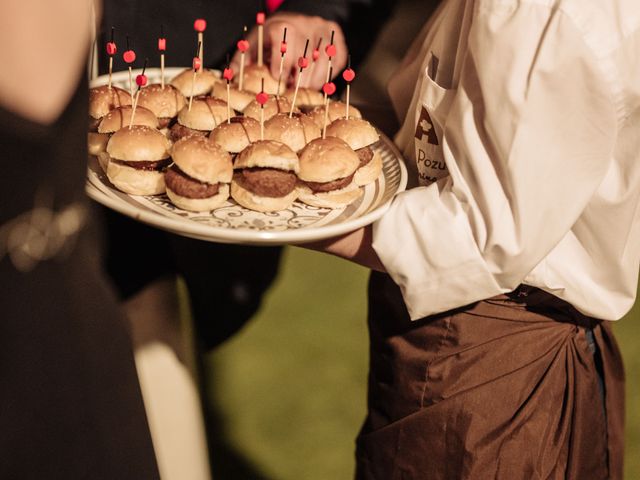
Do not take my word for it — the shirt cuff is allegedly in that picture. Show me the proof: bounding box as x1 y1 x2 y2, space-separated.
372 185 504 320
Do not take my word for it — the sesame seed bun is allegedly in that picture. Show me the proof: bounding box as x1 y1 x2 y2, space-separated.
171 136 233 184
243 95 299 122
177 97 232 131
264 113 320 152
307 101 362 129
89 85 132 119
209 117 261 153
234 139 299 173
98 106 159 133
137 84 186 119
170 68 219 96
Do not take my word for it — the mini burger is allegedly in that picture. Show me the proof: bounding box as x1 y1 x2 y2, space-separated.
231 140 299 212
170 97 232 142
209 116 261 154
264 113 320 153
325 118 382 186
95 105 159 170
243 95 299 122
284 88 324 111
165 136 233 212
137 84 186 130
240 65 285 95
296 136 363 209
88 85 132 155
307 101 362 129
211 82 255 112
105 125 172 196
170 68 219 97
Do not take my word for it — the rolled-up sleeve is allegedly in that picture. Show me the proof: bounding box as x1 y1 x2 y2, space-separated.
373 4 618 320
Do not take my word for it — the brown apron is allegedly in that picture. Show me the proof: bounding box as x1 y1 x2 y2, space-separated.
356 272 625 480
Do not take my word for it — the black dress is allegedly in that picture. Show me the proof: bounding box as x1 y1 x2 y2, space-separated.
0 76 159 479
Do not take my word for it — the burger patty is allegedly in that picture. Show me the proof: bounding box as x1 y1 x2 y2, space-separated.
165 165 220 198
158 117 174 129
305 172 355 193
237 167 297 197
112 158 172 172
170 123 208 142
356 146 374 168
88 115 101 132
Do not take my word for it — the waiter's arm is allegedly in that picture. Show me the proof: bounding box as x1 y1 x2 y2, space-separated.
307 5 618 320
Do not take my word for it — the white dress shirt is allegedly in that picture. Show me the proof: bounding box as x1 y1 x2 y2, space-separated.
373 0 640 321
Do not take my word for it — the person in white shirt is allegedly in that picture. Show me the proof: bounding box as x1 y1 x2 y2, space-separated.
309 0 639 477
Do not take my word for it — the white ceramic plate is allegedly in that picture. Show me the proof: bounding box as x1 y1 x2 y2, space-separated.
86 68 408 245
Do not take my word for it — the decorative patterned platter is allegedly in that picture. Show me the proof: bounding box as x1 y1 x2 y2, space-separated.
86 68 408 245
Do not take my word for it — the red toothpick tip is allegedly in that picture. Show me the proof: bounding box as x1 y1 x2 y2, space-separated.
106 42 117 56
158 38 166 51
342 68 355 83
123 50 136 64
280 41 287 54
194 19 207 32
237 39 250 52
298 57 309 69
325 44 337 58
223 67 234 81
136 74 148 87
192 57 202 71
256 12 266 25
312 49 320 61
322 81 336 96
256 92 269 105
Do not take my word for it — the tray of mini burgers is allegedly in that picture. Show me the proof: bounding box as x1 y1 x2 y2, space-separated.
86 58 407 245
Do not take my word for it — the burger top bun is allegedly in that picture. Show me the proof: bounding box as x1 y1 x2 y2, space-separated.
211 82 255 111
209 117 261 153
98 106 159 133
171 136 233 184
307 101 362 129
89 85 132 119
264 113 321 152
170 68 219 96
241 65 285 95
298 137 360 183
177 97 231 131
234 140 299 174
243 95 299 122
284 88 324 107
107 125 171 162
137 84 186 118
325 118 379 150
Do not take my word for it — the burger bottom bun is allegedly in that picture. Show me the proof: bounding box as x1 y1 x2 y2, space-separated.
354 151 383 186
88 132 109 156
296 182 363 209
166 184 230 212
97 152 111 173
106 160 166 196
231 178 297 212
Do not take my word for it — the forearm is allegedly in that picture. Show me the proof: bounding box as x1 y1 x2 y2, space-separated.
300 225 386 272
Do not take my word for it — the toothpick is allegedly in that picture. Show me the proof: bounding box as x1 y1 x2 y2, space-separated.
289 39 310 118
276 28 287 98
129 59 148 129
189 42 201 111
198 32 203 72
108 57 113 89
307 37 322 88
322 97 330 139
159 25 166 89
325 30 335 84
257 5 265 67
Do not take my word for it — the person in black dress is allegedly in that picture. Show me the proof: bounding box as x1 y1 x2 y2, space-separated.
0 1 159 477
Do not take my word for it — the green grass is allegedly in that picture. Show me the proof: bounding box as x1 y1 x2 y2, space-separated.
205 247 640 479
